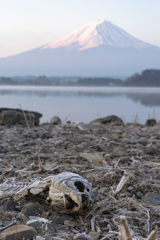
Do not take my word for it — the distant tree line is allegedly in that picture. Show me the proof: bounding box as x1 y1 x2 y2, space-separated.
77 77 123 86
0 77 18 85
123 69 160 86
1 69 160 86
0 76 61 86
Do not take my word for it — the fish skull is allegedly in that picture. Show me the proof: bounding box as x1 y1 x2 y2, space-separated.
48 172 92 213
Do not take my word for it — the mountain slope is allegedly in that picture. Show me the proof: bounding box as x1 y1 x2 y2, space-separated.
43 20 157 51
0 20 160 76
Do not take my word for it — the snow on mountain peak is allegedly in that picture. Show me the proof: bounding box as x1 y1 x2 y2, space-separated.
42 20 155 51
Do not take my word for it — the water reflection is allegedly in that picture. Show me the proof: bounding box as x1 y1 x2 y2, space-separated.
0 86 160 123
125 93 160 106
0 89 122 98
0 86 160 107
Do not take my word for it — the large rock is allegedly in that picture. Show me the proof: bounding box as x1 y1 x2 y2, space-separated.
50 116 62 125
0 108 42 126
0 225 37 240
145 118 157 126
91 115 124 125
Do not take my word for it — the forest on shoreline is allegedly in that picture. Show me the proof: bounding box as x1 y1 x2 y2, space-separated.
0 69 160 87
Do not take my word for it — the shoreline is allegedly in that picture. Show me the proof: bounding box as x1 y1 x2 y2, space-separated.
1 84 160 88
0 119 160 239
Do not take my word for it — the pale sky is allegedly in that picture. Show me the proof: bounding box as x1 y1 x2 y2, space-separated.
0 0 160 57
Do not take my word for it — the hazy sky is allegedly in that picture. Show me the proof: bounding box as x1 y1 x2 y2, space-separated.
0 0 160 57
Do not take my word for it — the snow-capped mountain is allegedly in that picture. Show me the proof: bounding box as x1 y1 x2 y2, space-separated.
43 20 156 51
0 20 160 76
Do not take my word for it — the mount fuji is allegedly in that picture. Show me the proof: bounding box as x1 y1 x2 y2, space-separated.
0 20 160 76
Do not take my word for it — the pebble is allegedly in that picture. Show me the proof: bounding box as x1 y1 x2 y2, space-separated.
48 212 73 224
136 191 143 199
98 187 107 194
36 236 45 240
50 116 62 125
127 186 133 192
80 152 104 165
88 231 100 240
27 220 43 229
41 132 52 139
21 203 43 217
5 200 17 211
143 193 160 206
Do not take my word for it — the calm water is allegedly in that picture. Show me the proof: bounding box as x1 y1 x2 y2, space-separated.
0 86 160 124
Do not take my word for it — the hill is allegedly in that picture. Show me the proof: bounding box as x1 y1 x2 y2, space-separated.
123 69 160 86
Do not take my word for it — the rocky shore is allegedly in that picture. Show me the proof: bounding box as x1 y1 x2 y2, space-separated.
0 113 160 239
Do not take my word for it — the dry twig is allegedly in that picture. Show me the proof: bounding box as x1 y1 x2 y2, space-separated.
147 228 158 240
19 104 30 128
120 216 132 240
114 175 129 198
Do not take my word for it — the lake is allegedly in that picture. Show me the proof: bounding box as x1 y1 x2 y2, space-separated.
0 86 160 124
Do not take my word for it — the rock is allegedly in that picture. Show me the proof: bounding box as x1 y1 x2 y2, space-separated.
87 123 107 133
47 223 69 233
44 236 54 240
112 147 125 157
0 225 37 240
91 115 124 125
5 200 17 211
143 192 160 206
98 187 107 194
145 119 157 126
80 152 104 165
41 132 52 139
21 149 32 155
50 116 62 125
27 220 43 229
17 213 27 221
4 212 17 219
36 236 45 240
75 123 88 133
145 147 160 155
111 133 120 140
127 186 133 192
48 212 73 224
8 170 18 178
124 190 131 197
0 108 42 126
27 217 51 230
136 191 143 199
21 203 42 217
122 139 147 146
119 157 132 164
88 231 100 240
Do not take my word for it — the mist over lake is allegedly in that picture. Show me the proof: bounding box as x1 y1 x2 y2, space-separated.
0 86 160 124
